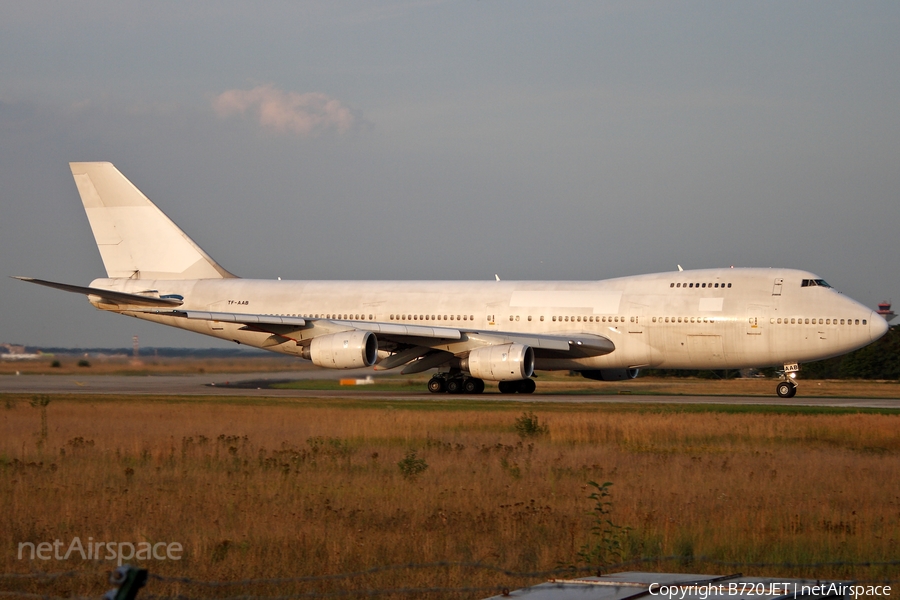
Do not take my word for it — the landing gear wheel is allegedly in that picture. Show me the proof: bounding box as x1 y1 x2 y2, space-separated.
776 381 797 398
516 379 536 394
498 381 516 394
446 378 464 394
463 378 485 394
427 377 446 394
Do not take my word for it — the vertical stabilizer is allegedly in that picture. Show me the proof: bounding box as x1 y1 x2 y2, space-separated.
70 162 236 280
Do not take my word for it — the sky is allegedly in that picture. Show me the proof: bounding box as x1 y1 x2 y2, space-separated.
1 1 898 348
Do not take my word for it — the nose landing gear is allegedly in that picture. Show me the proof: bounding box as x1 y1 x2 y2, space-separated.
776 380 797 398
776 363 800 398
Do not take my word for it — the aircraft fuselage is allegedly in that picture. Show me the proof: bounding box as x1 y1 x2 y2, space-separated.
92 266 885 372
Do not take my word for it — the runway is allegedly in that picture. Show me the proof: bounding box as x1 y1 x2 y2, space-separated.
1 371 898 408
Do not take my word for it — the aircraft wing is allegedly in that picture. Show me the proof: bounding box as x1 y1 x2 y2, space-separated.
139 309 463 340
136 309 615 369
13 277 184 307
11 276 615 369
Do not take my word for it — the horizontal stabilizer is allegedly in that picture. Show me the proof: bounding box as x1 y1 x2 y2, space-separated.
13 277 184 307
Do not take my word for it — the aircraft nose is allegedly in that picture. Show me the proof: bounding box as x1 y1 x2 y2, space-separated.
870 311 889 343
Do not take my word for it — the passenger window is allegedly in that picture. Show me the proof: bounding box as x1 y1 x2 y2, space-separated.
702 283 706 288
527 316 532 322
540 316 544 321
863 319 867 325
510 315 514 321
515 315 520 322
677 283 681 288
727 283 732 288
855 319 859 325
840 319 845 325
670 283 675 287
552 316 557 322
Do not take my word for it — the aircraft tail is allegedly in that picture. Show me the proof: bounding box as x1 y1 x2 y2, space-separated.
70 162 236 280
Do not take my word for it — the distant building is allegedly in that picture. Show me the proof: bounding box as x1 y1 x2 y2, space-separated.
0 343 43 360
877 301 896 322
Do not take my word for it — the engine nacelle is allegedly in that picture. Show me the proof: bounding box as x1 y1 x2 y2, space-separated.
580 368 640 381
462 343 534 382
301 331 378 369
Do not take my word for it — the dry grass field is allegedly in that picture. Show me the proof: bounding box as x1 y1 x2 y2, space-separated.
1 394 899 599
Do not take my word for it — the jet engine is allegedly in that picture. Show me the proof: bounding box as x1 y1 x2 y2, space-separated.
301 331 378 369
579 368 640 381
462 343 534 381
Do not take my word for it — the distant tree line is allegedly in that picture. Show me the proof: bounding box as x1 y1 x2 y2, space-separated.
642 325 899 380
24 346 271 358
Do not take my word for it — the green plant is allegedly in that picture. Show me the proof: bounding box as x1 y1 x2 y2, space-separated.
50 360 61 368
77 359 91 367
29 394 51 446
397 449 428 480
514 411 549 438
575 481 631 570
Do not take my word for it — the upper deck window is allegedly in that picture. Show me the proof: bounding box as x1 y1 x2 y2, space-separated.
801 279 832 288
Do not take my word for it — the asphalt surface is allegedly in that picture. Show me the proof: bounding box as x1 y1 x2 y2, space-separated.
1 371 898 407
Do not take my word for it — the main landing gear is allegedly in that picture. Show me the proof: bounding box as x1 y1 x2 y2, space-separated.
498 379 536 394
776 363 800 398
427 374 536 394
427 374 485 394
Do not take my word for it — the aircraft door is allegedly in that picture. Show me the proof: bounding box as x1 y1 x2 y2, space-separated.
772 278 784 296
626 304 652 366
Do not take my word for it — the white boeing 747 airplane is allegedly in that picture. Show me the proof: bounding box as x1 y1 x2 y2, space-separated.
17 163 889 397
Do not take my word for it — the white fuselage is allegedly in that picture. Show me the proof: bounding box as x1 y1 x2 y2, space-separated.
91 267 886 372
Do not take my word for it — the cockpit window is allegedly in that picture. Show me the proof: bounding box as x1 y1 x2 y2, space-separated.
801 279 832 288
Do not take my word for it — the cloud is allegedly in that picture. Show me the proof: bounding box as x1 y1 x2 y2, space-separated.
213 85 356 136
